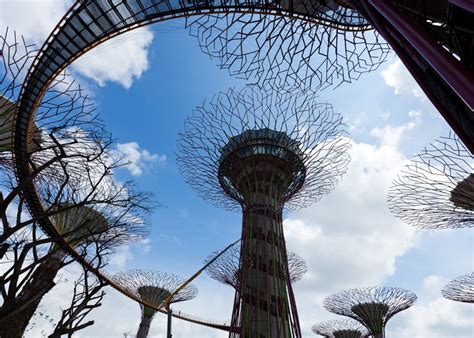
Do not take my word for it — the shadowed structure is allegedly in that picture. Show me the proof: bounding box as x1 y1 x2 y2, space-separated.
388 134 473 229
323 286 417 338
442 272 474 304
113 270 198 338
205 241 307 290
187 5 389 92
177 86 350 337
311 319 369 338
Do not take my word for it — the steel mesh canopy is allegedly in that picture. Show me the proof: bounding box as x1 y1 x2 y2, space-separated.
441 272 474 303
51 204 109 247
311 318 369 337
113 269 198 315
323 286 417 335
187 7 390 92
176 85 351 212
205 242 307 289
388 134 474 229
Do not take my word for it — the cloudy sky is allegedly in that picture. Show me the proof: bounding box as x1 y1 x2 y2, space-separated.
1 1 473 337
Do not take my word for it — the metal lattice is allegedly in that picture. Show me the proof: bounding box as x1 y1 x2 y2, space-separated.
187 9 390 92
177 85 351 212
442 272 474 304
205 241 307 289
311 318 370 338
388 133 474 229
323 286 417 336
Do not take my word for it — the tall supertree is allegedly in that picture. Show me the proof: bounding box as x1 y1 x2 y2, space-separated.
205 241 307 290
312 319 369 338
388 134 473 229
113 269 198 338
177 86 350 337
323 286 417 338
441 272 474 304
187 5 390 92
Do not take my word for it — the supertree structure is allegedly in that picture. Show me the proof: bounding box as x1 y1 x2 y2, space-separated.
177 86 350 337
388 134 473 229
323 286 417 338
441 272 474 304
205 241 307 290
311 319 369 338
113 269 198 338
187 5 390 92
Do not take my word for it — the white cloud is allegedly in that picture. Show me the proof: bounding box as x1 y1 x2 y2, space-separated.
370 121 415 148
114 142 166 176
0 0 72 45
381 59 424 98
0 0 153 89
71 28 154 89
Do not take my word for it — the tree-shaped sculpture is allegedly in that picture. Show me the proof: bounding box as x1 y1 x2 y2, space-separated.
205 241 307 290
177 86 350 337
311 319 369 338
442 272 474 304
113 270 198 338
323 286 417 338
187 4 390 92
388 134 473 229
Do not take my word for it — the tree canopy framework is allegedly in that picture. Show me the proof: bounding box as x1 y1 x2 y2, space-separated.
441 272 474 304
311 319 369 338
323 286 417 338
205 241 307 289
177 85 350 337
177 86 351 212
187 7 390 92
388 134 474 229
113 269 198 338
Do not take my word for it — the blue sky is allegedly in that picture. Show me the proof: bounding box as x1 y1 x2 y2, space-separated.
0 1 473 337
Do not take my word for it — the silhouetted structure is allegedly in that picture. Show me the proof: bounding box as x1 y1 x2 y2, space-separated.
324 286 417 338
188 7 389 92
312 319 369 338
388 134 473 229
0 29 153 338
177 86 350 337
205 241 307 289
442 272 474 304
113 270 198 338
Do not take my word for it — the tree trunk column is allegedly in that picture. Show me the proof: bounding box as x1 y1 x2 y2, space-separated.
239 198 293 338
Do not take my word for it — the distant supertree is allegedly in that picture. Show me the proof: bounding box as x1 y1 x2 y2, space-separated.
177 86 350 337
205 241 307 290
323 286 417 338
442 272 474 304
311 318 369 338
187 6 390 92
113 270 198 338
388 134 473 229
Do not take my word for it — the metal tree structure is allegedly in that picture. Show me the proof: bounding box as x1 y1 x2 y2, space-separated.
187 5 390 92
323 286 417 338
388 134 473 229
177 86 350 337
113 270 198 338
311 319 369 338
441 272 474 304
205 241 307 290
